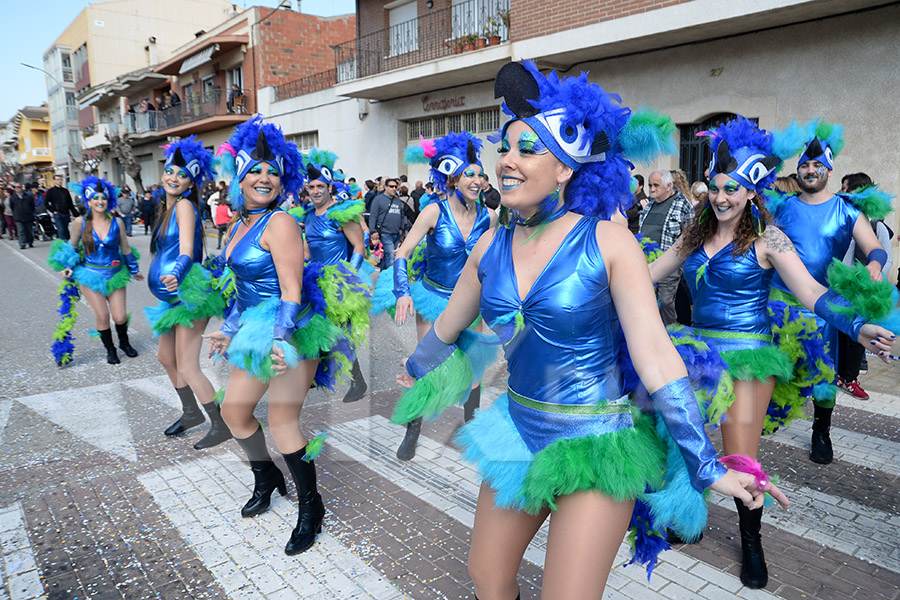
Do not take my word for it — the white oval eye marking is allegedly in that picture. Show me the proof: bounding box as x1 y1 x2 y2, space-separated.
435 155 464 176
735 154 774 185
320 166 332 181
824 147 834 166
235 151 250 177
535 108 589 158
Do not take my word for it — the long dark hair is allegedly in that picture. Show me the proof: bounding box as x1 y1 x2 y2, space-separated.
150 184 203 254
679 196 772 258
81 205 113 255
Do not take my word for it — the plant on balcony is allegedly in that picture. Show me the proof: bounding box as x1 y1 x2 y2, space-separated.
444 38 465 55
483 16 502 46
498 9 510 30
462 33 477 52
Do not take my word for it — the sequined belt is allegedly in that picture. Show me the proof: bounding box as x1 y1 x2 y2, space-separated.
507 387 632 415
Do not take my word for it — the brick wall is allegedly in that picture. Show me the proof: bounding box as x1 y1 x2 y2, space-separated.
255 9 356 86
358 0 448 39
510 0 691 41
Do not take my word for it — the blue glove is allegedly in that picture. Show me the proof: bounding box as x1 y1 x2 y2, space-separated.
349 251 364 271
814 289 867 340
363 231 370 247
220 304 241 339
406 326 457 379
169 254 193 283
868 248 888 268
650 377 727 492
273 300 312 342
123 252 140 275
393 257 410 299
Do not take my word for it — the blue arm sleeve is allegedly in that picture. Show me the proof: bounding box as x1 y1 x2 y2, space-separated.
220 303 241 338
406 326 457 379
349 252 364 271
169 254 193 283
868 248 888 268
814 289 867 340
393 257 411 299
123 252 139 275
650 377 727 492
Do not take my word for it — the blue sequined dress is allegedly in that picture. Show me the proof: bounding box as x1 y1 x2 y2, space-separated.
47 217 137 296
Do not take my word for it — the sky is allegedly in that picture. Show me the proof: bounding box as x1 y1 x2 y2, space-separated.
0 0 354 122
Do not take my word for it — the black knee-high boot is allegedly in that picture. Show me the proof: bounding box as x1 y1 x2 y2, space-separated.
474 594 520 600
164 386 206 436
99 328 120 364
114 322 138 358
810 404 834 464
396 418 422 461
735 498 767 588
193 401 233 450
342 359 368 403
463 386 480 423
283 447 325 555
235 426 287 517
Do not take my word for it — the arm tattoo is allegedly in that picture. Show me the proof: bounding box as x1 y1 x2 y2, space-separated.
763 227 797 255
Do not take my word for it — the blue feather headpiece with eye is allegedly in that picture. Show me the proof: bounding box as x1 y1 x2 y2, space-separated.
163 135 215 185
216 115 304 212
704 116 781 195
68 176 119 210
303 148 339 185
492 60 677 219
770 118 844 171
405 131 483 194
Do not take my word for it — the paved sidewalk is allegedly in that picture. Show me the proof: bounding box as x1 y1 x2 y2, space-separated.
0 235 899 599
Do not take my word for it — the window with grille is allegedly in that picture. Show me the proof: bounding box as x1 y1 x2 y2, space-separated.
287 131 319 153
407 107 500 141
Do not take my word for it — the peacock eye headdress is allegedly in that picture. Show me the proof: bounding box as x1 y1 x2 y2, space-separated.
331 181 353 203
770 118 844 171
404 131 483 195
704 116 781 195
162 135 215 185
492 60 677 220
303 148 339 185
215 115 304 212
68 176 119 211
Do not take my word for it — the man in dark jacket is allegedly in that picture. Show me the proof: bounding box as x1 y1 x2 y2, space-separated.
368 178 406 269
46 174 79 241
9 182 35 248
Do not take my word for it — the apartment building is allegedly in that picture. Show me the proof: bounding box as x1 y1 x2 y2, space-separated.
0 106 54 186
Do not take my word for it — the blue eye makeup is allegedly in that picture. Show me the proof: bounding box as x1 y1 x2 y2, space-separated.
177 169 188 179
518 131 549 154
498 133 510 154
164 166 175 175
463 168 479 178
268 165 279 176
723 180 741 194
249 164 263 174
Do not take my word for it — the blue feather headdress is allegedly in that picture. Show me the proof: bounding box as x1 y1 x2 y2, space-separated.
162 135 215 185
703 116 781 195
68 176 119 211
216 115 305 213
492 60 677 220
303 148 339 185
771 118 844 170
405 131 483 195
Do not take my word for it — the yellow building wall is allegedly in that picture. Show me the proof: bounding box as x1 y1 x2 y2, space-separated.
19 117 54 168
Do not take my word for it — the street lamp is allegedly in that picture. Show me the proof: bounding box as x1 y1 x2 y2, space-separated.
21 62 60 87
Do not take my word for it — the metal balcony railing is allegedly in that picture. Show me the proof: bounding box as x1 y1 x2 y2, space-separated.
118 88 245 134
275 68 337 102
334 0 509 83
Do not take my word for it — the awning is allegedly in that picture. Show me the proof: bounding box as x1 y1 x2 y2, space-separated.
179 44 219 74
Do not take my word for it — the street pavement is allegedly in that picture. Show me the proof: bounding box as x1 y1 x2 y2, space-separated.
0 227 898 600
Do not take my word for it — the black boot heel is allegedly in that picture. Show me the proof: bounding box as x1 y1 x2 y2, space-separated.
283 447 325 555
735 498 768 588
396 418 422 461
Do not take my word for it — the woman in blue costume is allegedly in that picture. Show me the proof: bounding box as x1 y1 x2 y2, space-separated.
395 62 787 600
649 117 896 589
145 137 230 450
48 176 143 365
293 149 371 403
205 116 368 556
384 131 497 460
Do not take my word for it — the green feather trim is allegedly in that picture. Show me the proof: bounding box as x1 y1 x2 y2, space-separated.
813 120 844 157
288 205 309 223
105 264 133 294
521 410 665 514
826 259 897 322
845 184 893 221
303 434 327 462
213 267 237 307
694 261 708 288
213 388 226 407
667 329 734 426
408 241 427 281
391 348 473 424
325 199 364 226
243 314 346 384
149 265 227 334
720 346 794 383
765 382 809 434
319 264 372 350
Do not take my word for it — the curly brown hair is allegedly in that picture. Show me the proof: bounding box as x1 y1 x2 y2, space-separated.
679 196 772 258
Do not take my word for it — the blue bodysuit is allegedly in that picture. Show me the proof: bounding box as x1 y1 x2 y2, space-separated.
81 217 125 281
148 200 203 302
772 194 861 365
303 210 352 265
225 210 282 312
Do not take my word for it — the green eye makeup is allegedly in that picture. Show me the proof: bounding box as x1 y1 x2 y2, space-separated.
519 131 549 154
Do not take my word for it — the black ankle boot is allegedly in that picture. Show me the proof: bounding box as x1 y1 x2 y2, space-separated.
114 322 138 358
463 386 480 423
235 427 287 517
474 593 520 600
665 529 703 545
342 359 368 403
810 405 834 464
164 386 206 436
99 329 120 364
396 418 422 461
283 447 325 555
735 498 767 588
193 402 233 450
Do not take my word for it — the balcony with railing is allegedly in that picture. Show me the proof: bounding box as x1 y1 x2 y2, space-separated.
333 0 510 100
113 88 251 138
275 68 337 102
